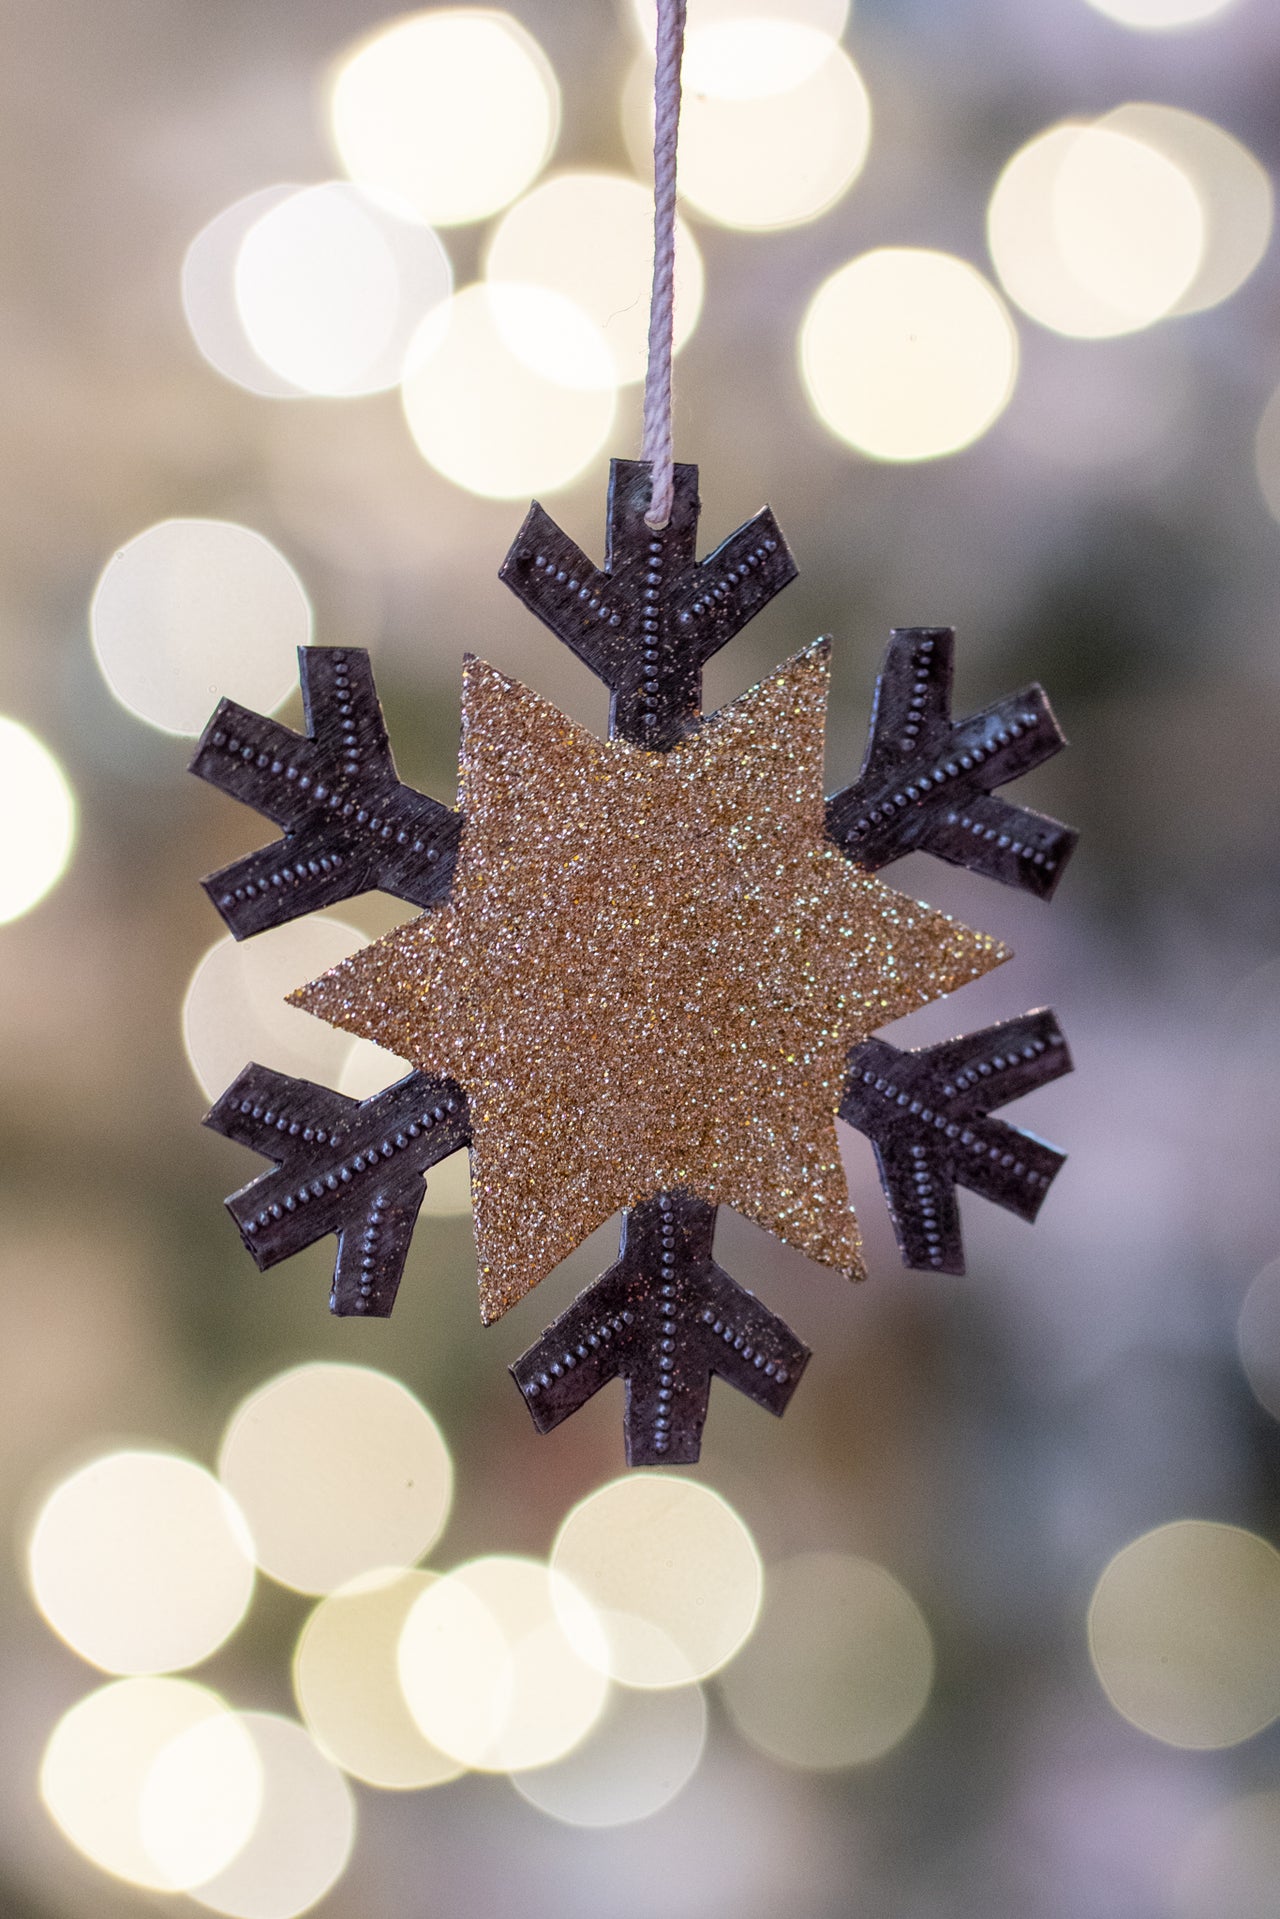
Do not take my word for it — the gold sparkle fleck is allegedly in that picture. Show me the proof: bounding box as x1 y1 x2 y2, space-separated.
292 644 1007 1322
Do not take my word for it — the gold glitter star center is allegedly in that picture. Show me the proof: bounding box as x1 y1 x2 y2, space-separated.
293 644 1007 1321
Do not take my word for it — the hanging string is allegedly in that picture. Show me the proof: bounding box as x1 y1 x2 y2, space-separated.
641 0 688 529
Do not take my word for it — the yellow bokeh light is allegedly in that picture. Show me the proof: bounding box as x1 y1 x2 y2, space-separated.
624 41 870 231
28 1451 254 1675
1089 1521 1280 1748
988 122 1203 339
401 282 616 498
398 1555 609 1771
328 9 559 228
182 187 307 399
219 1364 453 1596
0 717 76 924
1173 1789 1280 1919
182 918 375 1104
801 247 1018 463
1084 0 1237 27
550 1475 762 1688
485 172 704 388
511 1678 706 1826
140 1713 264 1893
294 1570 463 1790
41 1678 251 1892
719 1552 934 1767
188 1714 355 1919
234 183 452 398
1098 106 1271 315
90 518 312 737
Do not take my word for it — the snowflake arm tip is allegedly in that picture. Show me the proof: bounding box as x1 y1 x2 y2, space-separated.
190 646 462 939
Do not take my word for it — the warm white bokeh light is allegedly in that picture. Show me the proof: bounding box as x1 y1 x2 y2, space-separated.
294 1570 463 1789
90 519 312 736
1098 105 1271 315
550 1475 762 1687
1084 0 1237 28
719 1552 934 1767
1089 1521 1280 1748
219 1364 453 1595
28 1451 254 1674
1173 1789 1280 1919
398 1555 609 1771
401 282 615 497
1238 1256 1280 1421
182 917 376 1103
0 717 76 923
41 1679 251 1892
140 1713 264 1893
624 41 870 230
801 248 1018 462
234 184 452 398
629 0 849 95
511 1678 707 1826
485 172 703 387
188 1714 355 1919
182 188 306 398
988 123 1203 338
329 10 559 227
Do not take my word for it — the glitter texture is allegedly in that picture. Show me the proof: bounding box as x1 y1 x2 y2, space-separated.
294 643 1006 1322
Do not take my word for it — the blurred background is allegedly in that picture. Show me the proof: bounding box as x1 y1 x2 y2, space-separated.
5 0 1280 1913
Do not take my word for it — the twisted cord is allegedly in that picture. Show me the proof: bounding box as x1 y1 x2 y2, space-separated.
641 0 687 529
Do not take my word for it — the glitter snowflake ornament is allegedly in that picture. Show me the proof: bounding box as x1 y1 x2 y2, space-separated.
193 456 1075 1467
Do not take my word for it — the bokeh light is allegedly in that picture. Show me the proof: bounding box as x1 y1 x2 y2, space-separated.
550 1475 762 1687
398 1555 609 1771
988 122 1203 338
511 1678 707 1826
800 248 1018 462
1097 105 1271 315
234 183 452 398
41 1678 254 1892
188 1714 355 1919
1252 383 1280 528
1173 1789 1280 1919
28 1450 254 1674
329 10 559 228
90 519 311 736
629 0 849 96
0 716 76 923
182 188 307 398
293 1570 463 1790
719 1552 934 1767
401 282 616 498
1088 1521 1280 1748
1084 0 1237 27
485 172 703 387
624 41 870 231
139 1713 264 1894
182 917 384 1103
219 1364 452 1595
1237 1255 1280 1420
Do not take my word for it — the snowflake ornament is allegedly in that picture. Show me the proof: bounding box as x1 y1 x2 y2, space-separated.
193 458 1075 1467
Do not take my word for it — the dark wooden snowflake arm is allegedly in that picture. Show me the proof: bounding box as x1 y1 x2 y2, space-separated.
191 646 462 939
826 628 1077 899
839 1013 1071 1274
205 1063 470 1317
499 457 797 751
510 1191 809 1467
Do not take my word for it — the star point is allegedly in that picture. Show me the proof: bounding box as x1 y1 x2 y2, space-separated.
293 648 1006 1322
